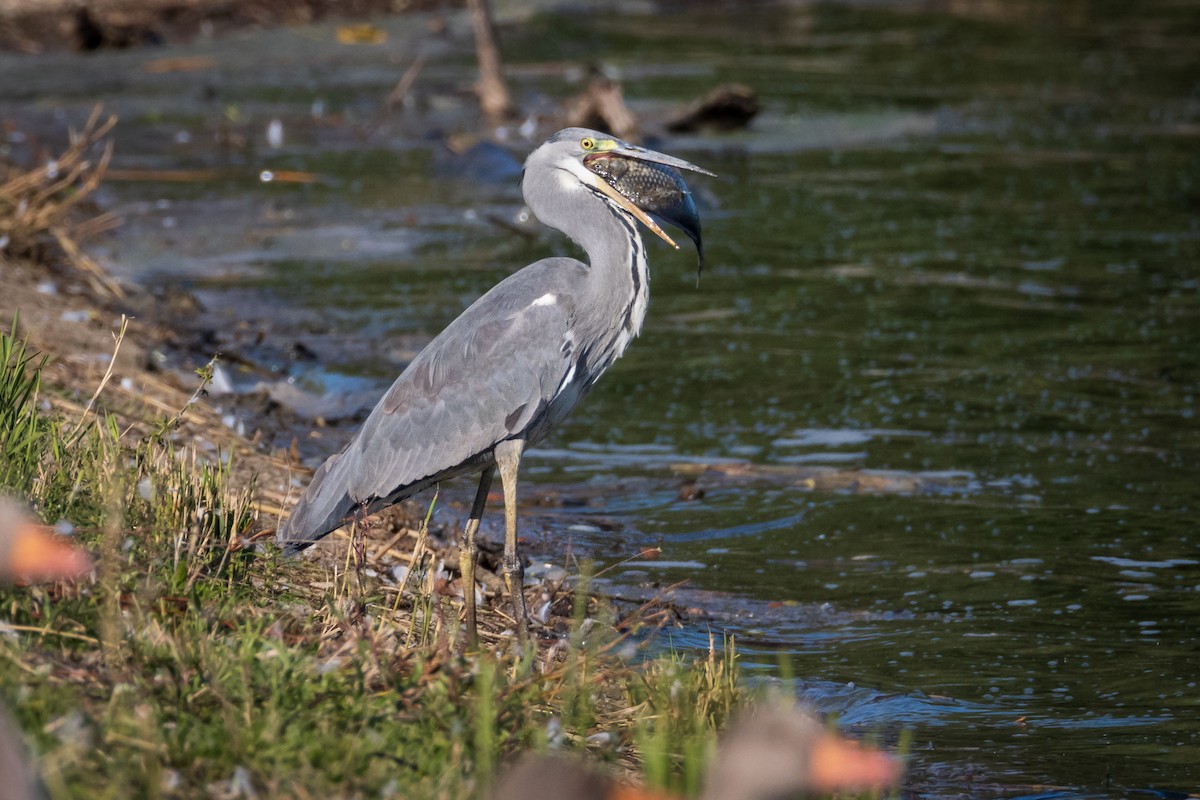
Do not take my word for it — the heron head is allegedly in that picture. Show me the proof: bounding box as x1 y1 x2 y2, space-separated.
524 128 713 274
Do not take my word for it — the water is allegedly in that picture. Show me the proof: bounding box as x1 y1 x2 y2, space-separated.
2 1 1198 795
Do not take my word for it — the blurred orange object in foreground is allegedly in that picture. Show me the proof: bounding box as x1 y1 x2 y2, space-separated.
494 706 901 800
0 497 92 584
1 496 92 800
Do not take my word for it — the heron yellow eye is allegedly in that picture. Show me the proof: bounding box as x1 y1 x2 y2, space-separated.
580 137 595 150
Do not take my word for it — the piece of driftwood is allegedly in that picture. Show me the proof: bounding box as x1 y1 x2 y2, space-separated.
467 0 514 120
666 82 760 133
565 76 638 141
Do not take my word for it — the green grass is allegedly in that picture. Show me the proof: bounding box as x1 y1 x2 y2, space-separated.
0 317 53 495
634 636 740 797
0 323 749 798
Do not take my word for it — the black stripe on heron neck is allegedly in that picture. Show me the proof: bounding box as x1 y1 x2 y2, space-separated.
593 196 646 334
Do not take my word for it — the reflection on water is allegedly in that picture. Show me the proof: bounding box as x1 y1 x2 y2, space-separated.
2 0 1197 796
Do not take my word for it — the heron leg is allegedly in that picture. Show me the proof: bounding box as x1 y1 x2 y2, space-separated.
458 466 494 652
494 438 530 647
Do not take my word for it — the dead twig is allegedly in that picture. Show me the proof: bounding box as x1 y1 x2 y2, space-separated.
0 106 123 297
361 54 428 139
66 314 129 443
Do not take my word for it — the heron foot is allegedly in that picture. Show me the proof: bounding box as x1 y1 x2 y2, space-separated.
503 552 531 647
458 467 494 654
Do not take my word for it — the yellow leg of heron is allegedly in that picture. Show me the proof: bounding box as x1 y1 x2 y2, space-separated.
458 465 494 652
494 438 530 647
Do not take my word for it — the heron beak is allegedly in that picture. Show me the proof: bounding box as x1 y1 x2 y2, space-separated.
599 140 716 179
584 141 712 277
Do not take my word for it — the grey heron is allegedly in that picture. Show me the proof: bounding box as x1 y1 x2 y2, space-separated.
276 128 711 648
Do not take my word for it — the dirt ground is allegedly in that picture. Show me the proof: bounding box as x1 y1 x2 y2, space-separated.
1 251 307 529
0 0 447 53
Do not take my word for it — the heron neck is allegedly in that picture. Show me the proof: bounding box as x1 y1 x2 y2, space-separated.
575 202 650 365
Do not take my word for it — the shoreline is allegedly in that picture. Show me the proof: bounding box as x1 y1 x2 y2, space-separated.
0 0 442 54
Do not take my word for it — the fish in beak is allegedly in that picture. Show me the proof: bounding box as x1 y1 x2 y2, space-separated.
583 141 713 279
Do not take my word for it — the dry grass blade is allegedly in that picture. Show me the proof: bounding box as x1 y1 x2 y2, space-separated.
66 314 128 442
0 106 123 297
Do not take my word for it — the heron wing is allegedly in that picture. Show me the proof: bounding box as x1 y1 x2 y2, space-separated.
359 295 576 494
278 267 580 549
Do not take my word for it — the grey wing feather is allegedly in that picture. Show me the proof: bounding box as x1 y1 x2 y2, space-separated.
277 261 581 553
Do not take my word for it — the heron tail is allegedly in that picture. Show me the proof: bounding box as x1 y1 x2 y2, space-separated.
276 451 361 556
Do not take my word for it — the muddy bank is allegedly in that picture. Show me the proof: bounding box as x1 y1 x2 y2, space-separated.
0 0 448 53
0 251 304 527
